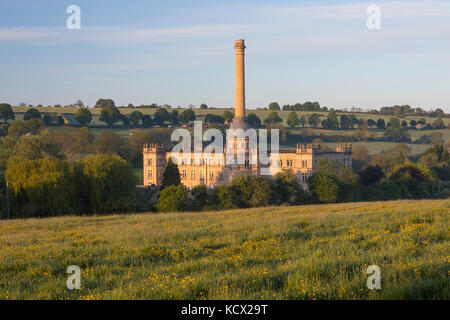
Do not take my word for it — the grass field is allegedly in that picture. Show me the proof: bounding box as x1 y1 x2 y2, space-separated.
0 199 448 300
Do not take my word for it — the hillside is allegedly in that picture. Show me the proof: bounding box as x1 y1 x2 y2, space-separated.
0 199 448 300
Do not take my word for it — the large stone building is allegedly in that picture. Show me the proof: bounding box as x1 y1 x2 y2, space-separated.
143 39 352 189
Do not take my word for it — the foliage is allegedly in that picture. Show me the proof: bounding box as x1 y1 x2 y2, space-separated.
0 104 14 123
162 158 181 189
77 154 136 214
307 173 339 203
99 105 121 126
157 184 188 212
74 108 92 126
23 108 41 121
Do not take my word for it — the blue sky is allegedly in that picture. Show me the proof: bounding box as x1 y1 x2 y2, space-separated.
1 0 450 112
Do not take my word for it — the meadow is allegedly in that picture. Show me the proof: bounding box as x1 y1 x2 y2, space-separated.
0 199 448 300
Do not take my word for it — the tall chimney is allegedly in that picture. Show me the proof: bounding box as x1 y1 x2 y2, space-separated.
234 39 246 119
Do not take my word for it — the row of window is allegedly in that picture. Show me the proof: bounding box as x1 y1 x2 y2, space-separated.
181 170 224 180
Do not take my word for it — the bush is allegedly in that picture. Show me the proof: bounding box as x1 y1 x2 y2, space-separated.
157 185 188 212
307 173 339 203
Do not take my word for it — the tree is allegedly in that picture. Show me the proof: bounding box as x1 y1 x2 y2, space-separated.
23 108 41 121
271 169 308 205
376 118 386 130
77 154 136 214
287 111 299 128
268 102 281 111
141 115 153 127
204 114 224 124
433 118 446 129
99 105 121 126
74 108 92 126
222 110 234 123
169 110 179 125
129 110 143 127
307 173 338 203
5 156 75 217
410 119 417 128
247 113 261 128
367 119 376 128
180 109 196 124
153 108 171 126
95 98 115 108
76 100 84 108
359 165 385 186
419 144 450 168
299 115 307 127
157 185 188 212
326 111 339 129
162 158 181 189
264 112 282 125
384 117 410 142
93 131 128 159
200 103 208 109
231 175 271 207
0 104 14 123
308 114 321 128
340 115 351 129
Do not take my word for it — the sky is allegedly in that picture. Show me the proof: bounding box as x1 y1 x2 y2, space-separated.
0 0 449 112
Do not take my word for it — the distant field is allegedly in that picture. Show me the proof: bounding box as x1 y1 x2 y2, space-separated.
9 106 449 157
0 199 448 300
11 106 450 126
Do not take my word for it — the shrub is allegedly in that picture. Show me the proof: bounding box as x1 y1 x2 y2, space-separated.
157 185 188 212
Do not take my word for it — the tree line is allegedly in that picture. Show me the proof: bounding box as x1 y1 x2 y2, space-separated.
154 144 449 213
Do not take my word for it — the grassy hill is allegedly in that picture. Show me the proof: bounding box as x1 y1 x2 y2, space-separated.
0 199 448 300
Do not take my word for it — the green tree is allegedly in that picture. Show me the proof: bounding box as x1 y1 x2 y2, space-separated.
307 173 339 203
287 111 299 128
180 109 196 124
99 105 121 126
95 98 115 108
200 103 208 109
77 154 136 214
129 111 143 127
247 113 261 128
5 156 75 217
299 115 307 127
162 158 181 189
340 115 351 129
0 104 14 123
264 112 282 125
376 118 386 129
268 102 281 111
93 131 129 159
326 110 339 129
142 115 153 127
157 185 188 212
359 165 385 186
74 108 92 126
153 108 171 126
308 114 321 128
222 110 234 122
23 108 41 121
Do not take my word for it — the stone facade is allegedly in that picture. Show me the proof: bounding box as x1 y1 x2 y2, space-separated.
143 39 352 189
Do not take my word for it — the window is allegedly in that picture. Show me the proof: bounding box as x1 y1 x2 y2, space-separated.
302 160 308 168
302 173 307 182
209 171 214 179
200 171 205 179
182 170 187 178
218 172 224 179
191 170 196 179
148 158 152 165
148 170 152 178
